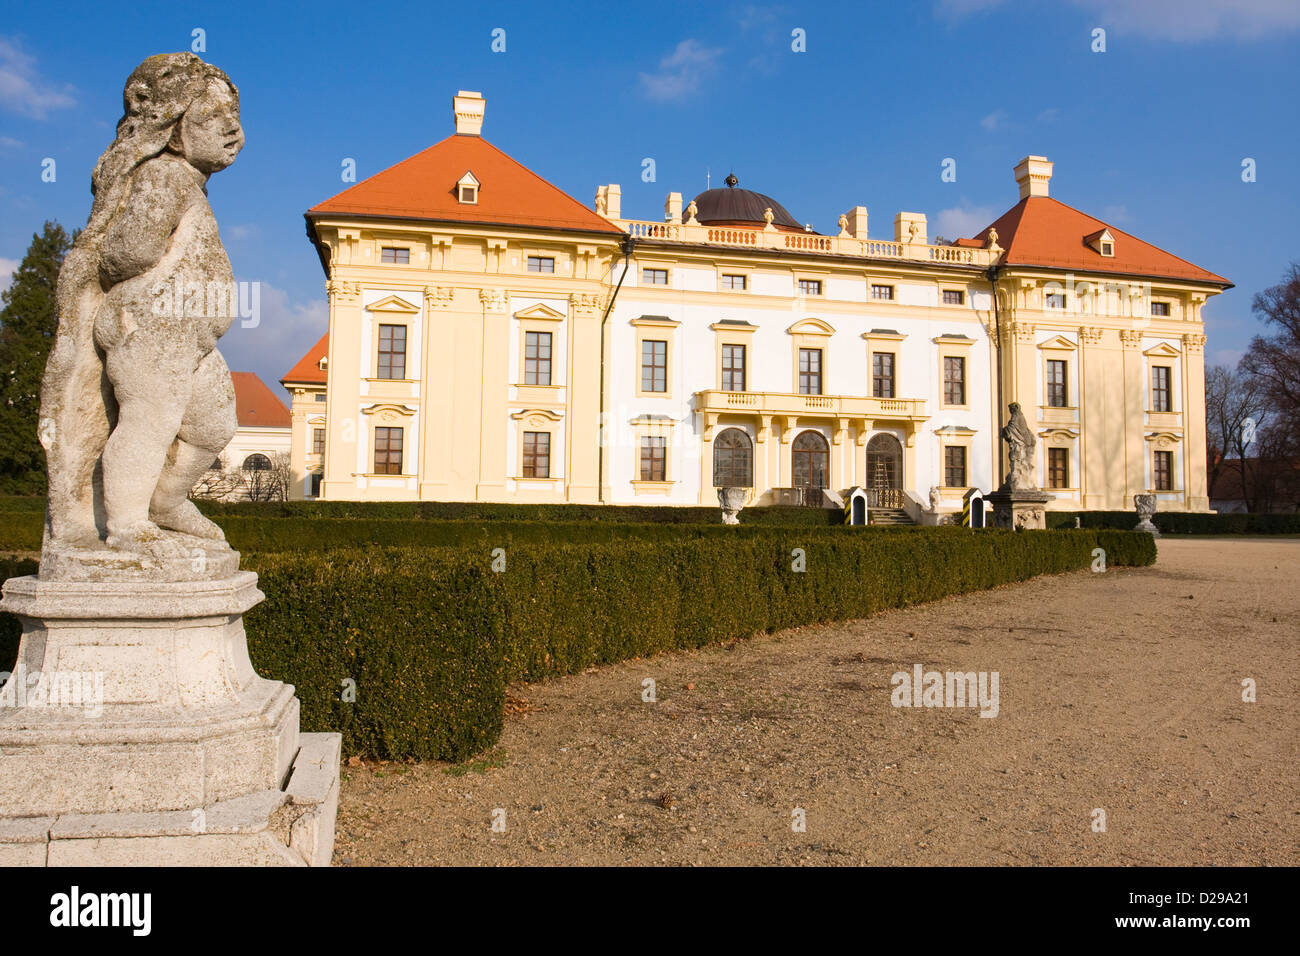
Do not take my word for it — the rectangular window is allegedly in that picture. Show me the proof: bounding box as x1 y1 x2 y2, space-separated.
1046 359 1068 408
721 274 747 290
527 256 555 273
1151 301 1171 317
1154 449 1173 491
314 393 327 403
872 352 895 398
524 331 552 386
722 344 746 392
1152 365 1171 412
798 279 822 296
944 446 967 487
312 428 325 456
641 339 667 393
1045 292 1067 309
522 431 550 478
943 355 966 406
1048 447 1069 489
642 268 668 285
798 348 823 395
373 427 403 475
377 324 406 380
871 284 894 300
640 436 666 481
380 247 409 264
309 472 322 497
942 289 965 305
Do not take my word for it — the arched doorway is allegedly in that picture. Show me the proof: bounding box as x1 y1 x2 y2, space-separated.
792 431 829 502
866 433 903 508
713 428 753 488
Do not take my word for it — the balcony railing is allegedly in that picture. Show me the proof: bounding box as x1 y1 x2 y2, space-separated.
618 219 998 267
695 389 928 423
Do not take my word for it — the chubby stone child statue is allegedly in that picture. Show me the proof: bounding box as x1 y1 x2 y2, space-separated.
40 53 244 569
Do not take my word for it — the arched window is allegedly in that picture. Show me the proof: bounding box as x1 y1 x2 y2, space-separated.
792 431 829 491
242 453 272 472
712 428 753 488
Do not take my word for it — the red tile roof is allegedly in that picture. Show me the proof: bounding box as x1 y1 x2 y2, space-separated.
307 134 623 235
971 197 1230 286
281 332 328 387
230 371 291 429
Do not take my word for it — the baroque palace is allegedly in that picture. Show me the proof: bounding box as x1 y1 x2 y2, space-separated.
282 90 1229 518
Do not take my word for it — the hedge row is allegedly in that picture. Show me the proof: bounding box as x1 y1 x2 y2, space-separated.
1 528 1155 761
1045 510 1300 534
238 528 1153 759
0 557 38 675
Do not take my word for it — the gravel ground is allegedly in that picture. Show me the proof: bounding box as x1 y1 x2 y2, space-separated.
334 538 1299 866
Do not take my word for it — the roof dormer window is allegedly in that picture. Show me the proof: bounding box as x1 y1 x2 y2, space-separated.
1085 228 1115 257
457 170 480 204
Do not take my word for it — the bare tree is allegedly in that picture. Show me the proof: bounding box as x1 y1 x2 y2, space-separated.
1205 364 1267 507
240 452 291 502
190 453 242 501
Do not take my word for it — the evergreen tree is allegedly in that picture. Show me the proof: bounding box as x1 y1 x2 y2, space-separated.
0 221 75 495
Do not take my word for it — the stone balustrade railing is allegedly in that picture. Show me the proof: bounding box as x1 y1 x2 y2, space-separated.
616 219 998 267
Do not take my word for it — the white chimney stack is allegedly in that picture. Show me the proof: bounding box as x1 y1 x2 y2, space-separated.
1014 155 1053 200
453 90 486 136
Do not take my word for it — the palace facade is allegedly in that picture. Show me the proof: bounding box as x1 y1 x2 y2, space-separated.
283 90 1229 518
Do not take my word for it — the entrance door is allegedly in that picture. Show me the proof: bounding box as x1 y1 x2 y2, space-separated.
867 433 903 508
792 431 829 504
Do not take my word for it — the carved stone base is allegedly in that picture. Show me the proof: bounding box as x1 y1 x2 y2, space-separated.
985 489 1055 530
0 571 339 865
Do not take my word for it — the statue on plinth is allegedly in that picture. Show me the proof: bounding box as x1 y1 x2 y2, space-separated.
987 402 1053 529
39 52 243 579
1134 493 1160 536
0 54 339 868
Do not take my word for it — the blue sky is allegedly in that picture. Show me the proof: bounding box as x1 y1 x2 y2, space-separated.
2 0 1298 401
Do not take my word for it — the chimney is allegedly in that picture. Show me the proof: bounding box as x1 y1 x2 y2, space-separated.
453 90 485 136
844 206 868 239
664 191 682 224
894 211 927 245
1014 155 1052 200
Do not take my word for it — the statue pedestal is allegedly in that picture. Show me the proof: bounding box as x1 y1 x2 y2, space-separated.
0 571 339 866
985 489 1054 530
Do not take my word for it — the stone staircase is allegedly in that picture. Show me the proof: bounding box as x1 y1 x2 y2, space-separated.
868 507 915 526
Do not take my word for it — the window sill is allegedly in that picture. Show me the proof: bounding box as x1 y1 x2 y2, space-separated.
631 480 675 495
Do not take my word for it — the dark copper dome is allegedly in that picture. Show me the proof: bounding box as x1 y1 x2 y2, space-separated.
689 173 802 230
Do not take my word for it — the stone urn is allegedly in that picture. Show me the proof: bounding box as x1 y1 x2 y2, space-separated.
717 486 749 525
1134 493 1160 536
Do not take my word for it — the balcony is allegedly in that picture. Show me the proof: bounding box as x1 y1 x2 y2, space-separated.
696 389 927 423
618 219 998 267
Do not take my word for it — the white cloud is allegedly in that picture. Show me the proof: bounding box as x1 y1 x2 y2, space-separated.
980 109 1008 130
638 39 724 101
227 224 260 241
1069 0 1300 41
1037 107 1061 122
0 36 75 119
217 282 327 402
0 135 23 150
935 202 997 240
0 256 18 294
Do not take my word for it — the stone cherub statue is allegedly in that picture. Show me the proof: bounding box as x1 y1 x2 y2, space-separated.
39 53 244 573
999 402 1037 492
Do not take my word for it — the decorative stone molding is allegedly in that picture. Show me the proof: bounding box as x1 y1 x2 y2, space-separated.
424 286 456 309
1079 326 1105 345
1182 333 1206 353
478 288 508 313
569 292 606 315
326 280 361 303
1119 329 1144 349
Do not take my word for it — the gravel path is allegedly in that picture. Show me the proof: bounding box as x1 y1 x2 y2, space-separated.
334 538 1299 866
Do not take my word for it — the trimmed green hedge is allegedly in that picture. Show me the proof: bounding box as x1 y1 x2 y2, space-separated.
2 528 1155 760
239 527 1152 759
1046 510 1300 534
